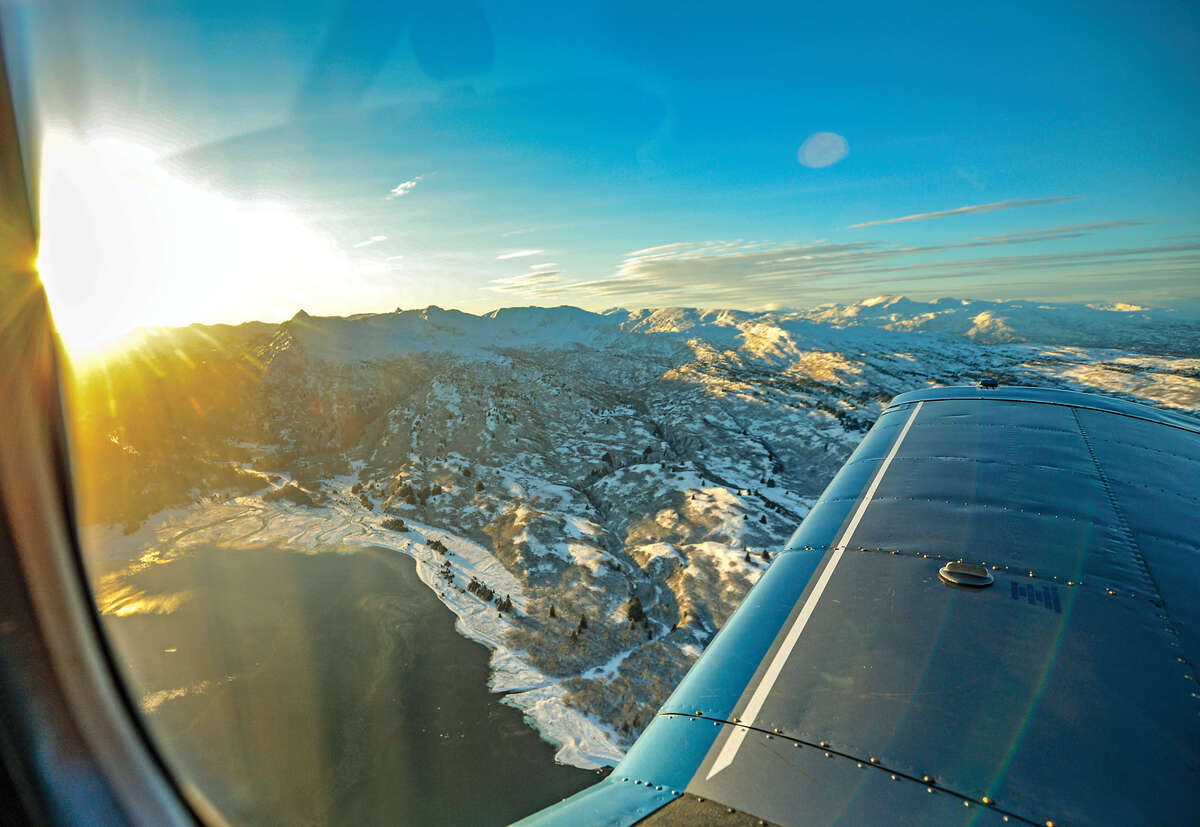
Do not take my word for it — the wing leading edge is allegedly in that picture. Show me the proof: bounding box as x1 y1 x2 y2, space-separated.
520 386 1200 826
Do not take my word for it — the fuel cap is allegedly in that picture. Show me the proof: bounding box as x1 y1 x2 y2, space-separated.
938 561 994 587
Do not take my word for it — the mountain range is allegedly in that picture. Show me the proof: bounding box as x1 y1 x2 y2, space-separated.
74 296 1199 767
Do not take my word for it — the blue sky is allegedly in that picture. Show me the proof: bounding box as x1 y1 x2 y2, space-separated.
11 0 1200 341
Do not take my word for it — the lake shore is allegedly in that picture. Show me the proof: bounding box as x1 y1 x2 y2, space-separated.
84 483 628 771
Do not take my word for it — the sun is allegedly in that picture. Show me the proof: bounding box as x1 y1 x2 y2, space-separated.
37 130 354 360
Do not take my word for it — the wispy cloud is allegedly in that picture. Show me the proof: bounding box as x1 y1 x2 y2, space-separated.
485 217 1194 308
353 235 388 248
385 176 423 200
488 269 566 293
496 249 545 260
848 196 1080 229
897 219 1152 254
629 241 717 257
959 219 1149 241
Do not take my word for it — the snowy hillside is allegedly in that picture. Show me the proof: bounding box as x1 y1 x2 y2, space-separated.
74 298 1200 769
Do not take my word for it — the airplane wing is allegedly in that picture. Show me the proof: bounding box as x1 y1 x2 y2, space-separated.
522 386 1200 826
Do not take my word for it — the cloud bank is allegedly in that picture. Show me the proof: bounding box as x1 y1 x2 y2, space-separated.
487 217 1195 307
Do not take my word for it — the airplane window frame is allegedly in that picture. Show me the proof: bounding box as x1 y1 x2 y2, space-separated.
0 32 210 827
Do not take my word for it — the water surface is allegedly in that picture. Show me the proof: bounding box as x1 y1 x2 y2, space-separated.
99 543 596 825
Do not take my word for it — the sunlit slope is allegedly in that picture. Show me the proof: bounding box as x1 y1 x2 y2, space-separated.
69 322 278 527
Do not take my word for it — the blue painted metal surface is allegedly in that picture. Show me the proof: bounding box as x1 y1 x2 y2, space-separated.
512 776 677 826
888 384 1200 433
521 388 1200 826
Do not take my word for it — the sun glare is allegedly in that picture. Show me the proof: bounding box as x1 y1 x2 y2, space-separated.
37 131 354 359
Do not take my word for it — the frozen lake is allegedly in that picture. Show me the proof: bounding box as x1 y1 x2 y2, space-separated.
99 542 597 825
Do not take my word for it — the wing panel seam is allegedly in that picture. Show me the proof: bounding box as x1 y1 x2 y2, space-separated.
1070 408 1189 663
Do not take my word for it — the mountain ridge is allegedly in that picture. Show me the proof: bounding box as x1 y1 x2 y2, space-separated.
80 295 1200 371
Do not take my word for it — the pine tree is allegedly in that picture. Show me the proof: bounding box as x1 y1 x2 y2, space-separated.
577 614 588 633
549 604 556 619
625 596 645 624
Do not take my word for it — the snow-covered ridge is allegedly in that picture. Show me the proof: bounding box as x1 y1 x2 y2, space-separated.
245 297 1200 367
797 295 1199 351
261 304 629 365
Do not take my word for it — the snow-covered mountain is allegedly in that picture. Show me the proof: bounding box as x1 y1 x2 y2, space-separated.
75 298 1200 768
241 295 1200 364
797 295 1200 352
